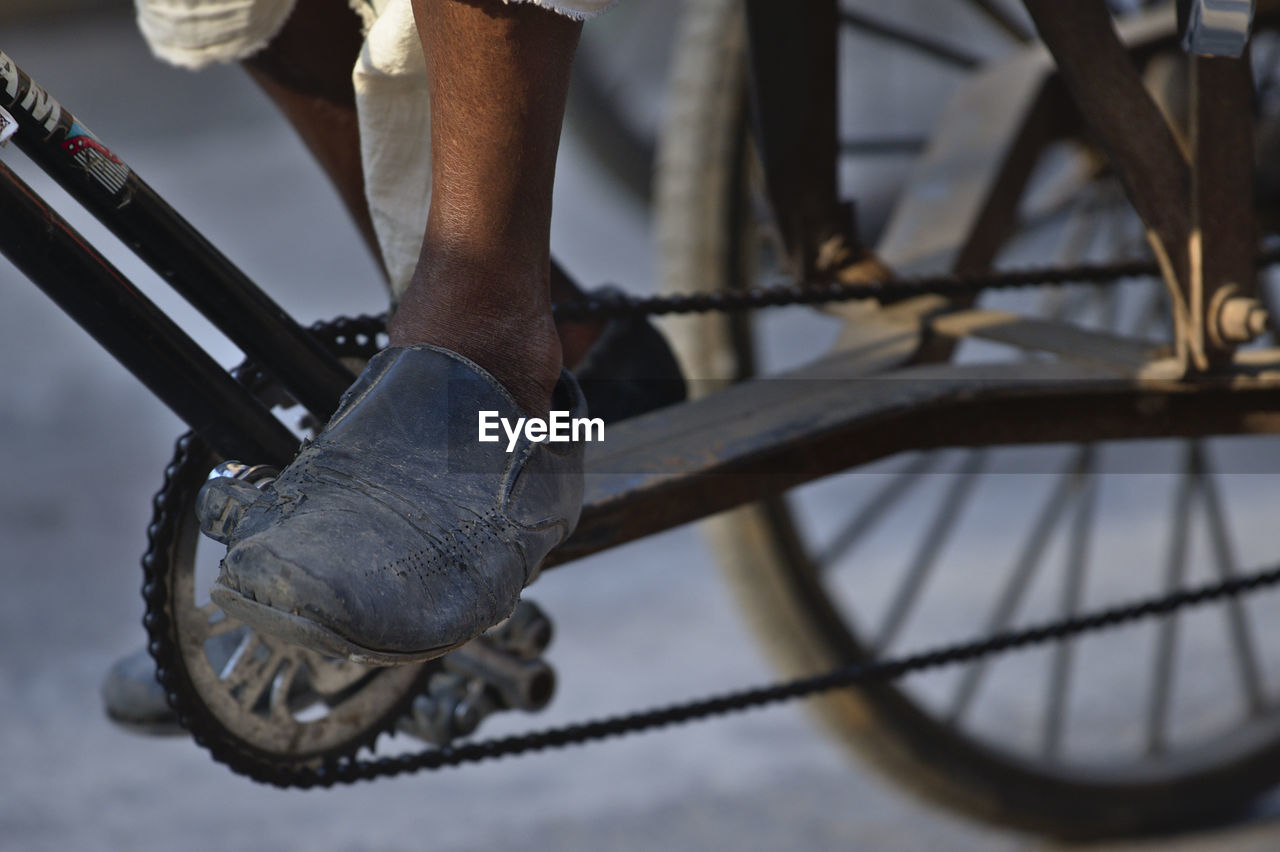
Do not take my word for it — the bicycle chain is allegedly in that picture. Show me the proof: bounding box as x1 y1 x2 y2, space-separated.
550 249 1280 320
143 256 1280 787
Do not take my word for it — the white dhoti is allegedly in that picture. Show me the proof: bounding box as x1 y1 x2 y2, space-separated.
135 0 615 297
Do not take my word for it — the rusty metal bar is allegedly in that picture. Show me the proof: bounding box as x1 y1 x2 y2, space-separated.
1022 0 1199 367
1192 52 1259 362
743 0 849 276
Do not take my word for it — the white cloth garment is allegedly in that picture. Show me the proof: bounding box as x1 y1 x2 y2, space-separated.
355 0 432 295
135 0 616 297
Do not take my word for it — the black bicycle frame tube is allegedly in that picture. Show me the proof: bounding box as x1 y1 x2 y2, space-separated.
0 160 300 466
0 49 354 422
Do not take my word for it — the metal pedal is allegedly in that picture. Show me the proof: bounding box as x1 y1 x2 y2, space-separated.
400 600 556 746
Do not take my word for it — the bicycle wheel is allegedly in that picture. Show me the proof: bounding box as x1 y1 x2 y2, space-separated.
657 0 1280 838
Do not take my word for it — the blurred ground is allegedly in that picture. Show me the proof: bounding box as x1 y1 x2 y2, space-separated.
5 7 1280 852
0 0 126 23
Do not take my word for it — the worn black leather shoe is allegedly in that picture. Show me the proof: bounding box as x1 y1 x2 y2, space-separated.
207 345 586 665
572 286 687 423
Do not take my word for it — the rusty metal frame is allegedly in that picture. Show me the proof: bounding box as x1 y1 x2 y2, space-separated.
835 7 1181 371
1023 0 1259 373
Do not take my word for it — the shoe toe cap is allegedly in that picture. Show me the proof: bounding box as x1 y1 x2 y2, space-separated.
215 519 524 655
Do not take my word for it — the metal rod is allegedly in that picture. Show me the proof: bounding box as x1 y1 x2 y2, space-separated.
817 452 940 570
1191 52 1258 365
0 160 299 465
1041 473 1097 759
840 8 983 69
961 0 1036 43
1036 190 1111 758
948 447 1090 724
269 658 302 720
874 450 987 652
1022 0 1196 367
0 49 354 421
840 136 928 157
745 0 848 274
1195 444 1267 715
1034 193 1105 321
1146 443 1196 755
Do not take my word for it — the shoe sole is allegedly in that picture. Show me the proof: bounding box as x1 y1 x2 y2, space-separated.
210 584 466 666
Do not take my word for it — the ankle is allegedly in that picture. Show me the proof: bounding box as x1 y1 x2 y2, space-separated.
388 269 562 417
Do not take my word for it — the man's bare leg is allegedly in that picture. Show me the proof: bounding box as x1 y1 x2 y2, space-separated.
241 0 384 270
243 0 600 399
202 0 597 663
387 0 581 417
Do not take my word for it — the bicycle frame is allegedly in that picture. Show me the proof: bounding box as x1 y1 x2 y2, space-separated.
0 48 350 465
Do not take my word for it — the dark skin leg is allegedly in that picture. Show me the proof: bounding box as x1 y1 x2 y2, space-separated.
393 0 581 416
245 0 599 415
241 0 383 270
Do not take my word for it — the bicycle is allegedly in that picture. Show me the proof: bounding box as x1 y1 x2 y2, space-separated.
5 0 1280 842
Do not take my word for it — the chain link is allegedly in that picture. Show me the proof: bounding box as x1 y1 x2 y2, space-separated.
551 248 1280 321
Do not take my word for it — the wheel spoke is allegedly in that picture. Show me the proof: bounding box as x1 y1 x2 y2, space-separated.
1055 188 1111 263
1195 444 1268 715
268 657 302 722
1146 443 1196 755
1104 188 1148 259
874 451 989 652
1034 186 1122 322
819 453 942 570
198 604 240 638
959 0 1035 43
841 137 928 157
1049 191 1122 325
1041 472 1098 759
1093 206 1142 330
221 635 284 711
295 648 369 695
840 9 983 69
948 446 1093 724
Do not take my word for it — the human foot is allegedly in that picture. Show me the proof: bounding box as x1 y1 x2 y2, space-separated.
388 251 564 418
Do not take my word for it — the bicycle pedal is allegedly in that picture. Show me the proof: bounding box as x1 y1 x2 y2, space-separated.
400 600 556 746
196 461 278 544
